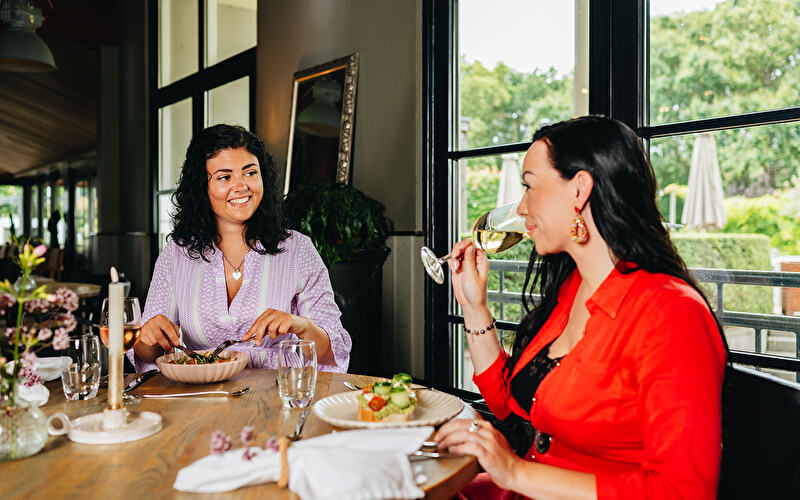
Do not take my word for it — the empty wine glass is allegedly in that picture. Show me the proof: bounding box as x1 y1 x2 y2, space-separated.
421 201 529 284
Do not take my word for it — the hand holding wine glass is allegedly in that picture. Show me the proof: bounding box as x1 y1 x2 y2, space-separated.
99 297 142 352
421 201 528 284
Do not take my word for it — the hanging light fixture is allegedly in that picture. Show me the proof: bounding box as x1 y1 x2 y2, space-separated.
0 0 56 72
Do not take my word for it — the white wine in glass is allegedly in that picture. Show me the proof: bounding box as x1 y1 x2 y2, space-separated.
421 202 529 284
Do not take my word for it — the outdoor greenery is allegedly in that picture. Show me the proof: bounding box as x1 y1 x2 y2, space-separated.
672 233 772 313
283 179 392 267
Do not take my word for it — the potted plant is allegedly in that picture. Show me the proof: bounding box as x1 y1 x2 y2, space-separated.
283 179 392 374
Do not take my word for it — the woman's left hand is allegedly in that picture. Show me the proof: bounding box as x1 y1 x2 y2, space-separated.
241 308 310 345
435 418 521 491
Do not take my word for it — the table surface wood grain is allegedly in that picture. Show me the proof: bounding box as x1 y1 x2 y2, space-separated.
1 369 478 499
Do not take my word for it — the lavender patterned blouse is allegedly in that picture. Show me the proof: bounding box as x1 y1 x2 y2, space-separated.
127 231 351 373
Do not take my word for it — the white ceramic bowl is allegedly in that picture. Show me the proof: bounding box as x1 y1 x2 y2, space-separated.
155 351 249 384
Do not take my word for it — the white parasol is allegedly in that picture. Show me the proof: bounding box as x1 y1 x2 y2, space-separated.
681 132 727 231
496 154 523 208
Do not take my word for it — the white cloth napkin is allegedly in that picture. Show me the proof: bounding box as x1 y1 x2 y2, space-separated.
36 356 68 381
174 426 434 499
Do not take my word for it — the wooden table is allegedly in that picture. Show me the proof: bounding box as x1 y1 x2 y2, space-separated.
42 281 101 299
1 370 479 499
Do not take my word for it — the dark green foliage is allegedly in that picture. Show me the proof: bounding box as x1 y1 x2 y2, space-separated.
672 233 772 313
283 179 392 267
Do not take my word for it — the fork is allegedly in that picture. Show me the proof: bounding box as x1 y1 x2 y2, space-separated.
136 387 251 398
206 338 250 362
161 332 207 362
343 381 435 392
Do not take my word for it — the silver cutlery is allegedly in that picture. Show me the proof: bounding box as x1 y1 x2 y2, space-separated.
135 387 250 398
287 407 310 442
409 450 462 459
161 332 207 362
206 338 250 362
123 369 159 392
343 381 434 392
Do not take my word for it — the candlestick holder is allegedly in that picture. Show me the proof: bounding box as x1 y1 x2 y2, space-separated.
47 279 162 444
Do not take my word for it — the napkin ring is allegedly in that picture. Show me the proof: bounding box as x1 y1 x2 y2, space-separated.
278 437 290 488
464 318 496 336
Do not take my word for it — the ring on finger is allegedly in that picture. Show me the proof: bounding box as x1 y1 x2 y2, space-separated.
468 420 480 433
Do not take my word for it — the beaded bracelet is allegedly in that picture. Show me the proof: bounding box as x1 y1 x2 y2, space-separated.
464 317 497 335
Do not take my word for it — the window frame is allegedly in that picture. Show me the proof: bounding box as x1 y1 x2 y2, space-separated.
148 0 257 262
424 0 800 390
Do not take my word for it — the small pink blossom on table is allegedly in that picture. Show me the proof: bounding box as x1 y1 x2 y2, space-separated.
210 430 231 455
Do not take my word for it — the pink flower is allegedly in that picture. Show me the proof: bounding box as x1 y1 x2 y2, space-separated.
210 430 231 455
242 447 257 461
54 312 77 334
0 293 16 315
20 366 42 387
37 327 53 341
53 328 70 350
22 350 38 369
33 244 47 257
240 425 254 445
52 288 79 312
24 298 50 314
264 437 279 452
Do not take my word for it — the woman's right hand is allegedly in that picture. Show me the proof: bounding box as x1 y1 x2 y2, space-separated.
139 314 181 352
448 239 489 312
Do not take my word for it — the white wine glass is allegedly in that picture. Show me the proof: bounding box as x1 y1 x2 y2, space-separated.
421 201 529 284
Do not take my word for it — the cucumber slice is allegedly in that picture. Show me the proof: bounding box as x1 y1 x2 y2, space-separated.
390 390 411 409
373 381 392 395
393 372 413 385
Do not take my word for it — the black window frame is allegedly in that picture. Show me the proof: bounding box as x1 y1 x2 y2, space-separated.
423 0 800 390
147 0 257 263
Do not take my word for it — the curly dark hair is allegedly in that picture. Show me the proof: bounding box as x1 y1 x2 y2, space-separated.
169 124 290 260
504 115 727 381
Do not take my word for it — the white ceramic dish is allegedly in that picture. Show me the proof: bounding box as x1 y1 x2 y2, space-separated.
155 351 248 384
313 390 464 429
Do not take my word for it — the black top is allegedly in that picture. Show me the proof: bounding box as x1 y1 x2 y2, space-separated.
510 339 564 413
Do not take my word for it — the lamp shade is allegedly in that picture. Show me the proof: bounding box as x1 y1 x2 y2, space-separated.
0 0 56 73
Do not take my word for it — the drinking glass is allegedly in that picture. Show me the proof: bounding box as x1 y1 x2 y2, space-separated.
421 201 529 284
60 334 101 400
98 297 142 352
277 339 317 408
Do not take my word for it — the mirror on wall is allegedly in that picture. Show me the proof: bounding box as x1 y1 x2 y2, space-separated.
284 53 359 194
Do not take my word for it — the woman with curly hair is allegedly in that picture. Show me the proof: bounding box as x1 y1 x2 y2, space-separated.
129 124 351 372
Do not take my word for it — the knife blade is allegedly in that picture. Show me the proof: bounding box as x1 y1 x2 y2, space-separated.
124 369 159 392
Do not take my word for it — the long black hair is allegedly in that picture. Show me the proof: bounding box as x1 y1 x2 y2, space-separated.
504 115 726 380
170 124 290 259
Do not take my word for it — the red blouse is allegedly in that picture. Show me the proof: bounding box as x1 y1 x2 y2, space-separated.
474 267 727 499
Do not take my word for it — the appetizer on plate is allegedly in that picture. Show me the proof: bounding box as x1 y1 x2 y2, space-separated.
358 373 417 422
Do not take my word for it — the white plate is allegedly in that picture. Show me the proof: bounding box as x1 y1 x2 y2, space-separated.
313 390 464 429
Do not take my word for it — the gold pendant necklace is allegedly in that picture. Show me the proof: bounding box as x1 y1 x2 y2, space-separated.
222 253 244 280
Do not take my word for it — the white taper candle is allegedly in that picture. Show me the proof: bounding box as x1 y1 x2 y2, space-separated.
108 281 125 410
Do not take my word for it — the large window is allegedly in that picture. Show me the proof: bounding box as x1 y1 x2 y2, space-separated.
426 0 800 390
152 0 256 251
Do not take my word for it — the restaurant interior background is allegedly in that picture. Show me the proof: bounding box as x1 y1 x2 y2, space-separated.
1 0 799 391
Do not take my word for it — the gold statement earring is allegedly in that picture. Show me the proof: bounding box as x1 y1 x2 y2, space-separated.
570 206 589 243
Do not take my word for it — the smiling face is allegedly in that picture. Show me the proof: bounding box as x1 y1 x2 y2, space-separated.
206 147 264 229
517 140 578 255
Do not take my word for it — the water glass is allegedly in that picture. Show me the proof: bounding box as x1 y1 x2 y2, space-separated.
277 339 317 408
60 335 101 401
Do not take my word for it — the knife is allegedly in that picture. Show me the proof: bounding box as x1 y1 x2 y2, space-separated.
124 369 159 393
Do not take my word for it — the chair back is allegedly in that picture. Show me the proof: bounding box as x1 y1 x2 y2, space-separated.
718 364 800 499
35 248 64 281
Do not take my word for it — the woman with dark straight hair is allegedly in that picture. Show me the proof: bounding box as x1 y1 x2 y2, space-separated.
436 116 727 499
129 124 351 372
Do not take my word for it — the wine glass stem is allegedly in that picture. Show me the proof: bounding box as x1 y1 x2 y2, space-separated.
438 253 453 265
